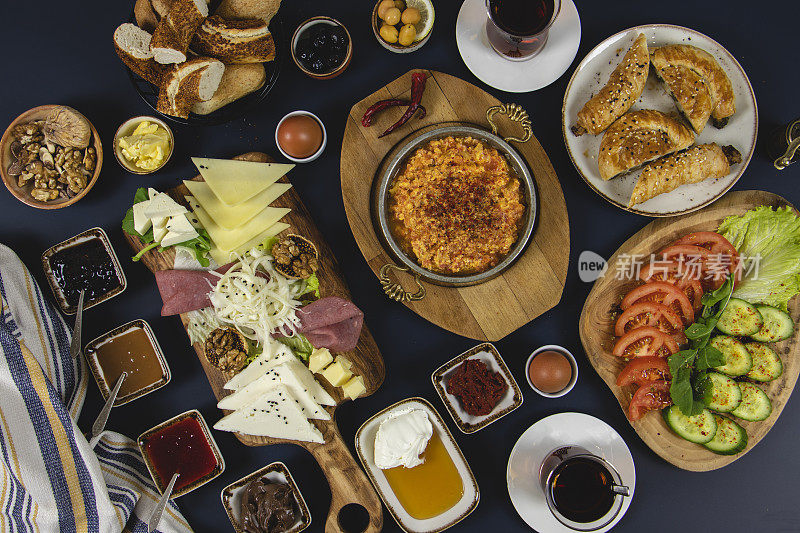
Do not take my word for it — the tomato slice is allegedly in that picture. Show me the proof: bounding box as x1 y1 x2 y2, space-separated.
612 327 680 358
627 380 672 421
660 240 738 291
672 231 738 258
675 277 703 311
639 259 683 284
621 281 694 325
659 244 712 262
614 301 685 337
616 357 671 387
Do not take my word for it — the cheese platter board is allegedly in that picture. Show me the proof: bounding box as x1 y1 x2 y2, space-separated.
123 152 385 532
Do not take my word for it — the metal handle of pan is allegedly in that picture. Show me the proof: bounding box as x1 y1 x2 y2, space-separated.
775 118 800 170
486 103 532 144
379 264 426 302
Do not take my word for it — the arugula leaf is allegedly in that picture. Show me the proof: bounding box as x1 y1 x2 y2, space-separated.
256 235 280 256
276 334 315 362
176 227 212 267
668 276 735 415
695 345 725 371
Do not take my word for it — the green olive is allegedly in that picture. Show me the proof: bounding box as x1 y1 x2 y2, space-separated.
383 7 401 26
377 0 395 20
379 23 399 44
398 23 417 46
401 7 421 25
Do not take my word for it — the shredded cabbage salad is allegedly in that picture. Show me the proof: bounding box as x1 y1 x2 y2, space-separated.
185 307 223 344
208 248 304 344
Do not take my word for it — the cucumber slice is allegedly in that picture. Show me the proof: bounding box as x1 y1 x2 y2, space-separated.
750 305 794 342
663 406 717 444
701 372 742 412
745 342 783 382
710 335 753 377
716 298 763 336
730 382 772 422
704 415 748 455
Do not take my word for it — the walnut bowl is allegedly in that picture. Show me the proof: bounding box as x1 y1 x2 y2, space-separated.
0 105 103 210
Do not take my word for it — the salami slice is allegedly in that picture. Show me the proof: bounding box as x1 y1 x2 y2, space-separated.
296 296 364 352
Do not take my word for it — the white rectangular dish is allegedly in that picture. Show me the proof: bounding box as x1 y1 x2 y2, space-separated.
355 397 479 533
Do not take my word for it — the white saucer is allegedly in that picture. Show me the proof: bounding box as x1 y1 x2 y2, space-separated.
507 413 635 533
455 0 581 93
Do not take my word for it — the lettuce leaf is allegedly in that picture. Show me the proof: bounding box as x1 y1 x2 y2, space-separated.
296 273 320 299
276 334 314 362
718 206 800 310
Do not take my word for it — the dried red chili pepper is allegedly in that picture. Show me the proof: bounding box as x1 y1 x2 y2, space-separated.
361 99 427 127
378 72 428 138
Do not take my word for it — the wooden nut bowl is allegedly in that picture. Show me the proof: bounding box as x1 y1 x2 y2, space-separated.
0 104 103 210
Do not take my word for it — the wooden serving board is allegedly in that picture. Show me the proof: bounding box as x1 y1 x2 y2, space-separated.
341 70 570 342
579 190 800 471
124 153 384 532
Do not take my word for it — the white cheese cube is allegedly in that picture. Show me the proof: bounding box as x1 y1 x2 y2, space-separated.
132 200 152 235
148 187 159 200
160 229 196 248
166 214 197 235
144 193 187 221
153 225 169 243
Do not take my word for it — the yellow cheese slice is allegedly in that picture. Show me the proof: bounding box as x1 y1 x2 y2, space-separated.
208 223 290 265
186 195 290 252
183 180 292 230
191 158 294 206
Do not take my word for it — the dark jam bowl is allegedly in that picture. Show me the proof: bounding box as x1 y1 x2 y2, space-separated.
291 17 352 80
41 227 126 315
138 409 225 499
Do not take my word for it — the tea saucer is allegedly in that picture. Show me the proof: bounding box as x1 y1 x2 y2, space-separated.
455 0 581 93
506 412 635 532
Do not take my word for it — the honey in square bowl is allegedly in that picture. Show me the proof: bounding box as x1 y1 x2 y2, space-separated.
84 319 170 406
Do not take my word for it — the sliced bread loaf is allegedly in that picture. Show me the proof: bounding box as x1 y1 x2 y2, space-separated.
191 63 266 114
215 0 281 24
151 0 209 64
113 23 164 84
134 0 159 32
157 58 225 118
191 15 275 63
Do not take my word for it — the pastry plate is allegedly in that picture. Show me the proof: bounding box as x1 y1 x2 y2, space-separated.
355 398 479 533
507 412 635 533
431 343 523 433
562 25 758 217
456 0 581 93
221 461 311 533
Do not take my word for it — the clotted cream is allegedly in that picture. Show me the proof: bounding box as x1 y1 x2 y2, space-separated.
374 408 433 469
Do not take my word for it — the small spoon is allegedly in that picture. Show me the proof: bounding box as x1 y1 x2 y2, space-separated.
610 483 631 497
148 472 179 533
69 290 85 359
88 372 126 449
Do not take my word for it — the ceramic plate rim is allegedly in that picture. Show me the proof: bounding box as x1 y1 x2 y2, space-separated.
561 24 758 217
506 412 635 533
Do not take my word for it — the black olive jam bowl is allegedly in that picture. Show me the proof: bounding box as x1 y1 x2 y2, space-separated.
41 227 127 315
291 17 353 80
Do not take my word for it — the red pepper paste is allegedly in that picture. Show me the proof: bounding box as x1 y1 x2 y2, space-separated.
446 359 508 416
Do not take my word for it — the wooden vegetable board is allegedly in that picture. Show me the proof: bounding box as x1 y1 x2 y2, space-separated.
579 190 800 471
341 70 570 342
124 153 385 532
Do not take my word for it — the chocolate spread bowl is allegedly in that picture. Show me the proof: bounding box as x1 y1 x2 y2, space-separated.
372 123 537 290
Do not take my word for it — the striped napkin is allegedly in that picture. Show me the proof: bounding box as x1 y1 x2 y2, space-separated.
0 244 193 533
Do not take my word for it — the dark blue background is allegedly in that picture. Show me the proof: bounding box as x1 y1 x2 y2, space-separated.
2 1 799 531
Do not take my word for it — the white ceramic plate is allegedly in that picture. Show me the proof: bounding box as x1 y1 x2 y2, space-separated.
507 412 635 533
456 0 581 93
562 25 758 217
431 342 523 434
355 398 479 533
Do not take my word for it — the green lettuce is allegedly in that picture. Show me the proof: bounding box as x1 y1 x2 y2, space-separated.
276 333 315 362
718 206 800 310
296 273 320 299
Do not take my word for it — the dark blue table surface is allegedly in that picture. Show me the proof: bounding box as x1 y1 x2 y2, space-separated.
2 1 799 532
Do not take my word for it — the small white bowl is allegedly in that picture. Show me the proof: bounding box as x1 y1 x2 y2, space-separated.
275 111 327 163
524 345 578 398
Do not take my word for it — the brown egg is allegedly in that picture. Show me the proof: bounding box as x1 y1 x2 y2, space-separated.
528 350 573 393
277 115 323 159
